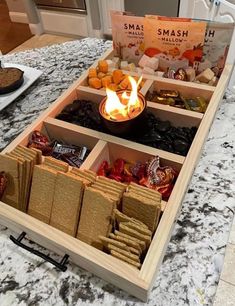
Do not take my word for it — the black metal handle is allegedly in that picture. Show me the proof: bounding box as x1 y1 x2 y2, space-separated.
9 232 69 272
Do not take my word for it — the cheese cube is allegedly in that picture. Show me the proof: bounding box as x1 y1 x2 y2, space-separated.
128 63 136 72
136 67 143 75
106 59 115 69
196 68 215 83
142 67 155 75
208 76 218 86
112 57 120 68
138 54 151 68
120 61 129 70
146 57 159 70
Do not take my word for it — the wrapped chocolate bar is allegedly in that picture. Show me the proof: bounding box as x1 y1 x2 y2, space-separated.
159 90 179 98
181 96 207 113
151 95 175 106
0 171 7 200
52 142 90 168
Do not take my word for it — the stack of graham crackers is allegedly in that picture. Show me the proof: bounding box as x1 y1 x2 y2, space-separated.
122 182 162 231
77 177 126 249
0 145 41 211
28 160 97 236
99 209 153 269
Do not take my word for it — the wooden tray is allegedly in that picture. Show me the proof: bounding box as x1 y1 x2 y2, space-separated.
0 48 232 301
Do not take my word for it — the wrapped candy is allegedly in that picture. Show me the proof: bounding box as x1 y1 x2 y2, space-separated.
96 156 177 199
28 130 52 155
97 160 109 176
174 68 187 81
139 157 177 199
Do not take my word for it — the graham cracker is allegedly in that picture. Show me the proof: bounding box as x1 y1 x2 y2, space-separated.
50 172 84 236
0 154 20 209
123 222 152 236
110 250 141 269
129 182 162 198
71 168 96 182
83 169 97 178
114 230 146 251
15 146 37 176
28 165 57 223
44 156 69 172
107 243 140 262
97 176 127 190
119 223 151 245
7 151 28 212
68 170 92 186
76 187 115 249
109 233 141 254
92 183 121 199
13 147 40 212
122 192 161 231
93 181 123 194
70 170 94 183
16 145 37 161
128 186 161 202
99 235 129 251
114 209 148 228
29 147 42 164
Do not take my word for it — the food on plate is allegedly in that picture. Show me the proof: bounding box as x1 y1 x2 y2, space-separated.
0 66 24 94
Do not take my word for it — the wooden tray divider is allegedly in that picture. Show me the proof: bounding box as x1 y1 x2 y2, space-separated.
147 101 203 120
139 79 153 96
44 117 185 170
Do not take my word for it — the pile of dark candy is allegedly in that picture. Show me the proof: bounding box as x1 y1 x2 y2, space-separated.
56 100 197 156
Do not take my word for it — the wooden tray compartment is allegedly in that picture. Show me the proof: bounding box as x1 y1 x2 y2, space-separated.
146 78 215 115
0 47 232 302
48 86 201 160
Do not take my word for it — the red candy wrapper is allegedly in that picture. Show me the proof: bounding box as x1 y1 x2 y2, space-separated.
0 171 7 200
97 160 109 176
140 156 177 199
96 156 177 199
28 130 53 155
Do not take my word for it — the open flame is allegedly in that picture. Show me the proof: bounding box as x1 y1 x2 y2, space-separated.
104 76 143 121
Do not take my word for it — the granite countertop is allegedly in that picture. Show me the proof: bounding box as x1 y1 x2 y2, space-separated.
0 38 235 306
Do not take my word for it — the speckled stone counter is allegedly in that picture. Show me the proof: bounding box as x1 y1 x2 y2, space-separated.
0 38 235 306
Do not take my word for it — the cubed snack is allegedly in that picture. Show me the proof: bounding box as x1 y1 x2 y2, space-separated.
98 60 108 73
88 77 102 89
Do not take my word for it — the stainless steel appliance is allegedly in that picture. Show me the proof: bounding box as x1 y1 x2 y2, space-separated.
34 0 87 14
124 0 180 17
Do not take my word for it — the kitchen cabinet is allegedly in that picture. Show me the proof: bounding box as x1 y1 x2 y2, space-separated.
179 0 235 91
98 0 124 36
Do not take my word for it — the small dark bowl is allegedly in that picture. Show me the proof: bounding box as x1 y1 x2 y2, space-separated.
99 90 147 136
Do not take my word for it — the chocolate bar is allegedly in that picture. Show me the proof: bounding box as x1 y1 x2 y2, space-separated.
52 142 90 168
